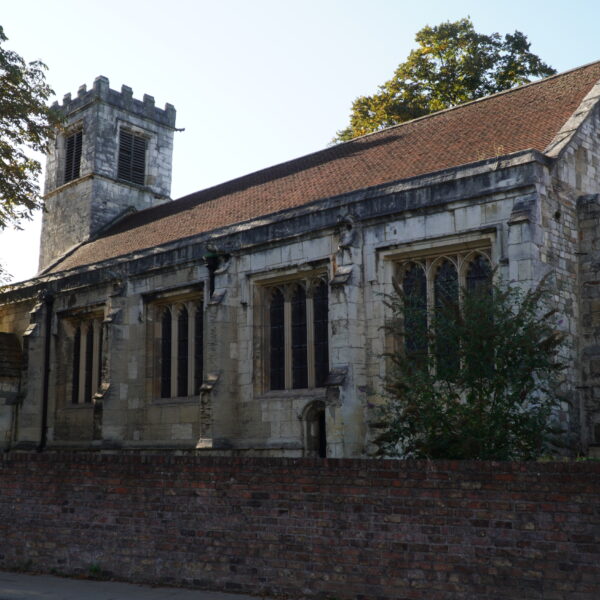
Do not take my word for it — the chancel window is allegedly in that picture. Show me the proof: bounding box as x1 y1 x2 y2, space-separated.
156 297 203 398
265 275 329 391
71 316 103 404
397 250 492 367
63 130 82 184
117 129 147 185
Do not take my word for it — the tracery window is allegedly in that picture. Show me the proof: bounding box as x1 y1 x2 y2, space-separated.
265 275 329 391
70 316 103 404
156 296 203 398
397 250 492 368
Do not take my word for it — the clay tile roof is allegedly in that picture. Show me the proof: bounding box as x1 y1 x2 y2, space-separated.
51 61 600 273
0 333 22 378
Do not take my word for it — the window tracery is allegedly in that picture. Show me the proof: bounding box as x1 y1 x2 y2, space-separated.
264 275 329 391
155 295 203 399
397 250 492 367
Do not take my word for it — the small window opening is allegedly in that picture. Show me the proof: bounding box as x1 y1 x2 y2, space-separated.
118 129 147 185
304 401 327 458
64 130 82 184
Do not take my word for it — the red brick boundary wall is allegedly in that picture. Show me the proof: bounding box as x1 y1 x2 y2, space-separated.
0 454 598 599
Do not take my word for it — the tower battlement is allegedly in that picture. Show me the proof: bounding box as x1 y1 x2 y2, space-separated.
51 76 176 128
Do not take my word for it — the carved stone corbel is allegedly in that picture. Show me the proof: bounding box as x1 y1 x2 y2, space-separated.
324 366 348 407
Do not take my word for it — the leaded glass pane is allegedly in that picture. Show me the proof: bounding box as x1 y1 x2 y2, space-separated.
313 280 329 387
466 255 492 294
160 308 171 398
291 285 308 389
177 307 189 397
402 263 427 356
84 323 94 403
72 326 81 404
434 259 459 376
269 289 285 390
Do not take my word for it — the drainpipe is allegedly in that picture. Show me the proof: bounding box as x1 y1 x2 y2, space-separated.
37 292 54 452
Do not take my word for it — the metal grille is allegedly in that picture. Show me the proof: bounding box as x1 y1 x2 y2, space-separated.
118 129 147 185
64 130 82 184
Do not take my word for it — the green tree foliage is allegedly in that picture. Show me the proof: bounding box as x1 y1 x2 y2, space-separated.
335 18 556 142
0 25 59 231
376 277 565 460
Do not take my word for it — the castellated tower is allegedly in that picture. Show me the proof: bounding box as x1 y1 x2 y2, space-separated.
38 76 176 273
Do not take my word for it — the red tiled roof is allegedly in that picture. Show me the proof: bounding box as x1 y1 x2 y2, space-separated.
52 61 600 272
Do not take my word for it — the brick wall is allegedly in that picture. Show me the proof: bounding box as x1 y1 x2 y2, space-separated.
0 454 598 599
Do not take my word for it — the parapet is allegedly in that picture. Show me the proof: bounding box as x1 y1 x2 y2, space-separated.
50 75 176 128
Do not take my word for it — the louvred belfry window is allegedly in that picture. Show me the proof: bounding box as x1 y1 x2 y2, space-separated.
63 130 82 183
266 274 329 391
118 129 147 185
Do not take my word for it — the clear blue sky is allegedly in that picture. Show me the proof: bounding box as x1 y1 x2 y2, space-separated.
1 0 599 282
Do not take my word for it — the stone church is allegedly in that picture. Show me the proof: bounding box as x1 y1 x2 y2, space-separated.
2 62 600 457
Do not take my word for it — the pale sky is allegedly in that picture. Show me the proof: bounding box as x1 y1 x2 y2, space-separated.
1 0 599 282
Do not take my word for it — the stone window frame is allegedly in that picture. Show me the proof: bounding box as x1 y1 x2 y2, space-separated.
395 247 493 314
382 235 495 363
255 267 330 394
146 287 204 401
57 307 104 407
116 121 151 187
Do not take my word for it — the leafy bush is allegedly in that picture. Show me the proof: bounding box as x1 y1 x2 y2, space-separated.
376 277 565 460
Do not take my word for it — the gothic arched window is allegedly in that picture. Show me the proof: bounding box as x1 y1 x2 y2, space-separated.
266 273 329 391
157 295 203 399
70 315 103 404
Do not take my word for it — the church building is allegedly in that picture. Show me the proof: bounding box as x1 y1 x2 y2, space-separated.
2 63 600 457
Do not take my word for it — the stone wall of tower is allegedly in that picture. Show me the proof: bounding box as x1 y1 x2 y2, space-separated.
38 76 176 273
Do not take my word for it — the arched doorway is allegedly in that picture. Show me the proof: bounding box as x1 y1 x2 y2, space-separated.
303 401 326 458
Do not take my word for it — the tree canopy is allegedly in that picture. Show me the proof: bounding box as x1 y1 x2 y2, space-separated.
335 18 556 142
375 276 565 460
0 25 59 232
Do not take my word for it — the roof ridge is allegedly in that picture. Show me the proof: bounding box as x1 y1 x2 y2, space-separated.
335 60 600 145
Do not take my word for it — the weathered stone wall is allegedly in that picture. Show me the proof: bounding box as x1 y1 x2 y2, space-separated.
0 454 598 600
549 102 600 449
3 155 570 457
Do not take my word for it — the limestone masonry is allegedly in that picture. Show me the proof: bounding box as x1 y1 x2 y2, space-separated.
2 64 600 457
